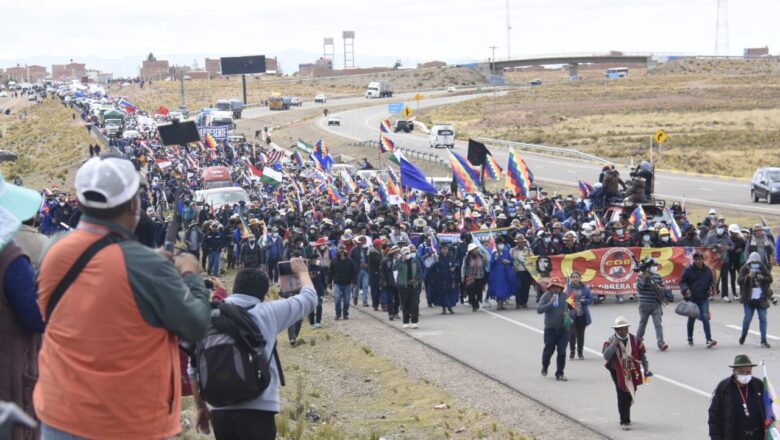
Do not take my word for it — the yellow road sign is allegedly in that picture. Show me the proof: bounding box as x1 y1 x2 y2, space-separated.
403 106 413 118
414 93 423 102
654 129 669 144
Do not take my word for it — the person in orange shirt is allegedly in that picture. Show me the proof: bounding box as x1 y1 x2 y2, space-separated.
35 155 211 440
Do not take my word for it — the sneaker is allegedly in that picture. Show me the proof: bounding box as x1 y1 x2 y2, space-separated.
723 297 731 303
362 302 369 307
411 323 418 329
335 315 342 321
343 316 349 320
389 315 395 321
313 323 321 329
541 367 548 377
352 297 358 306
617 297 625 304
659 343 669 351
555 375 568 381
290 339 296 346
761 340 772 348
706 340 718 349
688 339 694 346
403 323 411 329
621 424 631 431
628 295 636 301
739 335 746 345
578 353 585 360
569 352 574 360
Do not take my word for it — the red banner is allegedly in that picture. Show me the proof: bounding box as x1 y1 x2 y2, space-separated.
526 247 724 296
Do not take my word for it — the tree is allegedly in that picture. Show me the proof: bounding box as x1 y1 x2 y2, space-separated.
394 59 402 69
147 53 157 62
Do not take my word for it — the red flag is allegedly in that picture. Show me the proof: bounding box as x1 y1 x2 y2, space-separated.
159 106 169 115
248 163 263 178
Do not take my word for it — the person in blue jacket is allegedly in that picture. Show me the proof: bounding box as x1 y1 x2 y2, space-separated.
487 236 516 310
567 271 593 360
431 242 459 314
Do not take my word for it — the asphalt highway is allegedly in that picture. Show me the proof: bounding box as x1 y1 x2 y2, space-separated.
314 93 780 216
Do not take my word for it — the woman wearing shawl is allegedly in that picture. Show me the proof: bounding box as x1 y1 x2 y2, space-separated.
602 316 649 431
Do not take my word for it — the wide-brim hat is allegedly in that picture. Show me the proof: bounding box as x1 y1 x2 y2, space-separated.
612 316 630 328
730 354 757 368
467 243 478 252
386 245 400 254
0 172 43 222
312 237 328 247
413 218 427 228
547 277 566 289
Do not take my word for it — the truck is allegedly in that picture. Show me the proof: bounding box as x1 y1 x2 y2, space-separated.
268 96 291 111
202 166 233 190
204 110 234 129
429 123 455 149
105 119 124 137
216 99 244 119
365 81 393 98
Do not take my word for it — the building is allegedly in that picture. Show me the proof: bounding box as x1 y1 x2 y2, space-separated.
141 59 170 80
186 70 209 80
52 63 86 81
298 57 333 77
265 57 279 74
744 47 769 58
98 72 113 83
417 60 447 69
205 58 221 76
6 65 47 82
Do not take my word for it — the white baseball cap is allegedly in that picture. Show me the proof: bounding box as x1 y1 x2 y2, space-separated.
75 156 140 209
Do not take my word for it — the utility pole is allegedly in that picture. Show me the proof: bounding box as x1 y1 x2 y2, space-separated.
179 70 186 111
715 0 729 56
506 0 511 60
489 45 498 113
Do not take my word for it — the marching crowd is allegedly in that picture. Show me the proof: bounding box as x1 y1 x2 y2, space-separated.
0 89 777 439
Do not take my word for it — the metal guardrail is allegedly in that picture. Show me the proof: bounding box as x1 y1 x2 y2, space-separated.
474 137 614 165
350 140 448 168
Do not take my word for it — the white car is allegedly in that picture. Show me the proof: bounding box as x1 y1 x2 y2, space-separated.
327 115 342 126
447 86 457 92
290 97 303 107
314 94 327 103
0 91 7 97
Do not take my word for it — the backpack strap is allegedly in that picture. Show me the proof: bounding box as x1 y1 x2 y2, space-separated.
272 343 285 387
45 233 124 321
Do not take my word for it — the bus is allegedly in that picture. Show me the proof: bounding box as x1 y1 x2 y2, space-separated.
605 67 629 79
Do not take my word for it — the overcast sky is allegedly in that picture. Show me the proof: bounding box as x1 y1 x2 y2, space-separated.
2 0 778 75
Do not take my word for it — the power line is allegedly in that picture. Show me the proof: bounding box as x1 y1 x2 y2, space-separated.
506 0 511 60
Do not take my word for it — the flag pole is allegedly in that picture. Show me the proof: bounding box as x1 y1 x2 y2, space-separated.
480 164 486 192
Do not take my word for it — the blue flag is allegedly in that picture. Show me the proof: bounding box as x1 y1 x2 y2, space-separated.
400 156 437 193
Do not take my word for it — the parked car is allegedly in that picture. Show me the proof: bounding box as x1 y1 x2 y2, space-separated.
314 94 327 103
447 86 457 92
751 167 780 204
327 115 342 126
530 79 543 86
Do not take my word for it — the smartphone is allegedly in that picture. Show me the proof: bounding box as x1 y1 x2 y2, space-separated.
278 260 308 296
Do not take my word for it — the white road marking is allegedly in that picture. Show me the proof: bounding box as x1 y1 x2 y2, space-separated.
726 324 780 341
481 309 712 398
699 187 715 191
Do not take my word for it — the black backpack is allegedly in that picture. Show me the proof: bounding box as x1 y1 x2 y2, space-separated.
195 301 284 407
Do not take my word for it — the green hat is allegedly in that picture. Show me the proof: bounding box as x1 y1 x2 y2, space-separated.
729 354 757 368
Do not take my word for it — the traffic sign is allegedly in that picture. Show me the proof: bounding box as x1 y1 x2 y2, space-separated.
388 102 403 114
654 129 669 144
414 93 423 102
403 106 413 118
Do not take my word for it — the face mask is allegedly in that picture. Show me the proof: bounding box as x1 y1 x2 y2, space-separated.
59 202 66 207
736 375 752 385
407 254 414 260
544 237 551 244
319 246 327 251
497 244 505 251
616 333 628 341
249 240 256 246
553 238 559 243
661 237 669 242
650 266 658 274
643 235 650 242
272 233 279 238
751 263 760 271
615 229 623 236
717 228 724 235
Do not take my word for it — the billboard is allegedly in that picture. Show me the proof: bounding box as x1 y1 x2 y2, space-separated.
220 55 266 75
